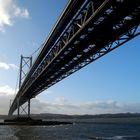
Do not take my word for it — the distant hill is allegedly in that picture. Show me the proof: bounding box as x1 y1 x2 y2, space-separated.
0 115 8 119
31 113 140 120
1 113 140 120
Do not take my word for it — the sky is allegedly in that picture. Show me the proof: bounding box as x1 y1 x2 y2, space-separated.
0 0 140 115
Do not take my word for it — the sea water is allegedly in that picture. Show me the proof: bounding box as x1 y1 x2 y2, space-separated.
0 118 140 140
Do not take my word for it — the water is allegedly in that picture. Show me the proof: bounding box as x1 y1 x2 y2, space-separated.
0 118 140 140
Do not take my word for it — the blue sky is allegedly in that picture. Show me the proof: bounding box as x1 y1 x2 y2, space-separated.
0 0 140 115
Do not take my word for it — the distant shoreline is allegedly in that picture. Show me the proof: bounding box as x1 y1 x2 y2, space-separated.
0 113 140 120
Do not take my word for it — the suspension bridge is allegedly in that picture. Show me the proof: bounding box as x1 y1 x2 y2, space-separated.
8 0 140 117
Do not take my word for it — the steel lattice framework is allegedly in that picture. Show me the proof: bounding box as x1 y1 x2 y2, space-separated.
9 0 140 115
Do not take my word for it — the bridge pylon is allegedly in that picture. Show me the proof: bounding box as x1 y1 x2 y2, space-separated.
17 55 32 118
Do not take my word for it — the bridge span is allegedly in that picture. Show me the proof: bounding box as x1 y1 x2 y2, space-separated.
9 0 140 115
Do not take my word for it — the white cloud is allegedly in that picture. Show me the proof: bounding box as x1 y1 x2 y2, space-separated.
9 63 19 70
0 62 9 69
0 62 18 70
0 93 140 115
0 94 13 114
54 97 68 105
0 85 15 96
0 0 29 32
14 6 29 18
0 85 16 114
31 97 140 115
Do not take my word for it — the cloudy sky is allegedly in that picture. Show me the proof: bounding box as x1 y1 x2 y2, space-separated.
0 0 140 115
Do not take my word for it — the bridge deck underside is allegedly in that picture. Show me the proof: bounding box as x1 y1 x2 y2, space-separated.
9 0 140 115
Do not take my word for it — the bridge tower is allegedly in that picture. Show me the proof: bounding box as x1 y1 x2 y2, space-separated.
17 55 32 118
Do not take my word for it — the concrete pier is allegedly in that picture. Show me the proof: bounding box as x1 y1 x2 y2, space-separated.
2 117 72 126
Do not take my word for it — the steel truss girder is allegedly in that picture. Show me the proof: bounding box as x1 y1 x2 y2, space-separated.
40 25 140 91
20 0 117 95
30 0 140 94
57 25 140 80
24 0 105 89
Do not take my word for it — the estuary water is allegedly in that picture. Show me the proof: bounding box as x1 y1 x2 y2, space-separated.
0 117 140 140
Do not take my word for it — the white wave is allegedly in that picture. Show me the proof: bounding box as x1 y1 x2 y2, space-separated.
94 135 138 140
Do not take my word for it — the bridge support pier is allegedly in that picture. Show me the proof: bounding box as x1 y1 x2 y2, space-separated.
16 55 32 118
28 99 30 118
17 98 20 117
17 98 31 118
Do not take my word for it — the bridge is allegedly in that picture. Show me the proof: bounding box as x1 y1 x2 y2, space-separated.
9 0 140 116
